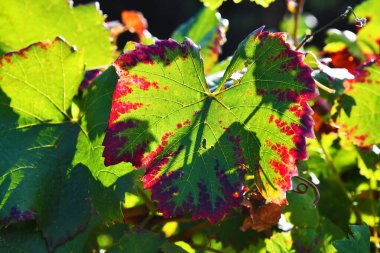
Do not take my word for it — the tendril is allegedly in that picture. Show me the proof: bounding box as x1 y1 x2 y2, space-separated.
291 176 320 206
295 6 366 50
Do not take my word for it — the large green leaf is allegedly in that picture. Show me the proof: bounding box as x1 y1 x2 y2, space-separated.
353 0 380 55
0 39 128 250
333 224 370 253
103 27 317 222
172 7 228 73
0 0 114 68
332 59 380 147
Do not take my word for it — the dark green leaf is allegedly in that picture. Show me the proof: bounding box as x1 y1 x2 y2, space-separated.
333 224 370 253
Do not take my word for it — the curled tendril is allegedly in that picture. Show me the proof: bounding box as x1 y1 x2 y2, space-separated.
291 176 320 206
296 6 366 50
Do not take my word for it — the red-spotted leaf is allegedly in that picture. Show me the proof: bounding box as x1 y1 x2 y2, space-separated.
103 27 317 222
332 58 380 147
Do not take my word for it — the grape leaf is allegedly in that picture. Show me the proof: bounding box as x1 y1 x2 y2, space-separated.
172 7 228 73
0 39 129 250
333 224 370 253
0 0 114 68
75 67 134 186
332 58 380 147
103 26 317 222
353 0 380 55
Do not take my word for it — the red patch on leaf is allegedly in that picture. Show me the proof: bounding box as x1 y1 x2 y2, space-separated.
340 124 369 147
115 39 189 68
139 132 174 170
102 121 146 166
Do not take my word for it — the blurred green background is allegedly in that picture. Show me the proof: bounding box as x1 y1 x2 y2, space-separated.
75 0 365 57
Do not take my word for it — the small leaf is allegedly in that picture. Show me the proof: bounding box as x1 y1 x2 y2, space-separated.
241 191 284 232
333 224 370 253
121 11 148 36
172 7 228 73
0 0 114 68
332 58 380 147
103 27 317 222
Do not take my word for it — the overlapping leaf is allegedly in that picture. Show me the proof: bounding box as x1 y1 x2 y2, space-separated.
353 0 380 55
0 39 130 250
103 27 317 222
332 58 380 147
0 0 114 68
172 7 228 73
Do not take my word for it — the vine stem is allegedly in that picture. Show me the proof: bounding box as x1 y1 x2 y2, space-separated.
316 136 363 224
295 6 365 50
293 0 305 47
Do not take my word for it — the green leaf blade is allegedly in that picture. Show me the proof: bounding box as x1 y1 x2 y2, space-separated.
332 59 380 147
0 0 114 68
0 38 84 123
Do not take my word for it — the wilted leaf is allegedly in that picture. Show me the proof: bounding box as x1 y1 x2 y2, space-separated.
332 58 380 147
0 0 114 68
241 191 284 232
103 27 317 222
